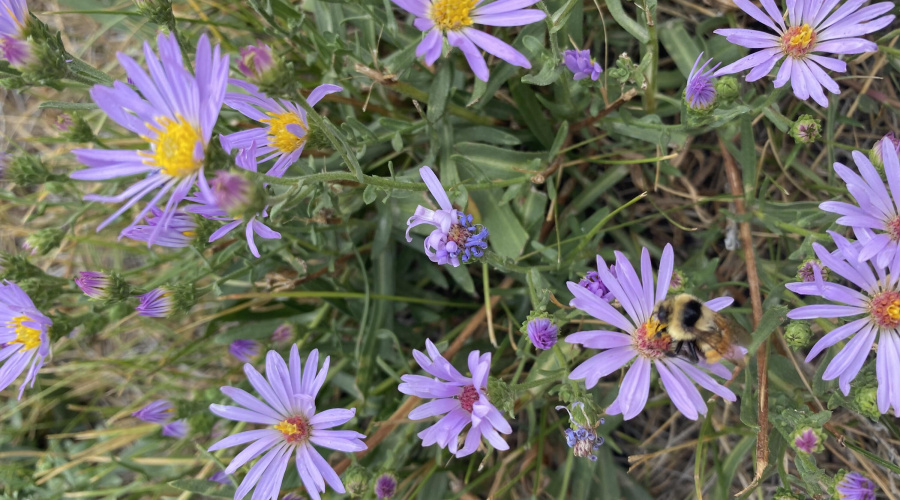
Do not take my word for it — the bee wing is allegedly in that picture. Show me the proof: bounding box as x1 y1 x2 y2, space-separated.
687 315 746 365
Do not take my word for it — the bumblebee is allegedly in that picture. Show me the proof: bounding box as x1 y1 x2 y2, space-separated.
651 294 746 365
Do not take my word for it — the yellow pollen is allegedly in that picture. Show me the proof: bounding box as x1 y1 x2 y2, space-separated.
8 316 41 351
181 230 196 238
261 112 306 153
889 301 900 321
430 0 477 31
141 115 204 178
643 318 662 338
274 420 300 435
782 24 816 57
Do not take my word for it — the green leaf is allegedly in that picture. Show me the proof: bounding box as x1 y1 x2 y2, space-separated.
39 101 98 111
427 63 452 122
363 184 378 204
168 479 234 498
605 0 649 43
470 190 528 260
748 305 787 353
509 80 555 147
658 20 701 77
453 142 543 179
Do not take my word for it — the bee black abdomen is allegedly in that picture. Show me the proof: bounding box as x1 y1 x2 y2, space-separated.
680 299 703 328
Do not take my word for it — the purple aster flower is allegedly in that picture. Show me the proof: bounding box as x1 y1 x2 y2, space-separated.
398 339 512 457
389 0 545 82
685 52 720 110
0 281 52 399
229 339 261 363
208 345 367 500
714 0 895 107
374 473 397 499
797 259 827 282
120 207 197 248
578 264 617 302
819 143 900 269
870 131 900 171
162 418 190 438
238 42 276 82
272 323 294 342
835 472 876 500
565 244 738 420
526 317 557 350
563 49 602 81
220 81 342 177
136 288 174 318
209 470 231 484
187 144 280 258
0 0 33 68
69 33 228 246
74 271 111 300
132 399 175 423
792 427 821 453
406 166 488 267
786 231 900 417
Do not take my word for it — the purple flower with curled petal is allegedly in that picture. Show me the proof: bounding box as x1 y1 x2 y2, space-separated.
220 81 342 177
578 265 617 302
398 339 512 457
132 399 175 423
406 166 488 267
120 207 197 248
563 49 602 81
565 244 738 420
187 144 280 258
819 140 900 269
74 271 111 300
714 0 894 107
836 471 876 500
685 52 720 110
136 288 174 318
785 231 900 417
69 34 228 246
162 418 190 438
208 345 367 500
526 317 557 350
229 339 261 363
0 281 52 399
389 0 545 82
0 0 33 68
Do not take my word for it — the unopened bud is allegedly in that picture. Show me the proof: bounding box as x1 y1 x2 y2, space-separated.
714 76 739 105
854 386 880 420
23 228 66 256
6 153 59 185
784 321 813 350
134 0 175 29
790 114 821 144
790 426 824 454
869 132 900 175
343 464 373 498
57 113 94 143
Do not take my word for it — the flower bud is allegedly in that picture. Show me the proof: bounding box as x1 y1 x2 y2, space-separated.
669 269 687 293
797 259 827 282
6 153 59 185
834 471 876 499
522 312 557 350
229 339 261 363
562 49 602 81
75 271 132 302
578 265 616 302
19 15 69 84
714 76 739 105
869 131 900 174
209 169 266 220
238 42 277 83
374 473 398 499
343 464 373 498
790 426 825 454
790 114 821 144
784 321 813 350
134 0 176 29
136 284 194 318
772 487 803 500
23 227 65 256
56 113 94 143
853 386 880 420
486 377 515 417
161 419 189 438
272 323 294 342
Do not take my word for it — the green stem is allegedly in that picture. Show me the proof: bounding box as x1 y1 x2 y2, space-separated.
643 0 658 113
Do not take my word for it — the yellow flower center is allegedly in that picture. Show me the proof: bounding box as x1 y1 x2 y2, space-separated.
141 115 204 178
430 0 477 31
871 291 900 329
261 112 307 153
781 24 816 58
8 315 41 351
274 415 310 443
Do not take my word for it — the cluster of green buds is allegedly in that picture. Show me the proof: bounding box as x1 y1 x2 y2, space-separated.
790 114 822 144
3 153 64 186
784 321 812 350
133 0 176 31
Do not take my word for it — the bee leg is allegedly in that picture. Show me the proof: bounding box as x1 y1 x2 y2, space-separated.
685 342 700 363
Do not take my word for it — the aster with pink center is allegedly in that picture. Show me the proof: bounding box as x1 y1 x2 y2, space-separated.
220 81 342 177
398 339 512 457
209 345 366 500
566 245 737 420
70 33 228 246
0 281 52 399
714 0 894 107
819 139 900 269
786 231 900 417
389 0 545 81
